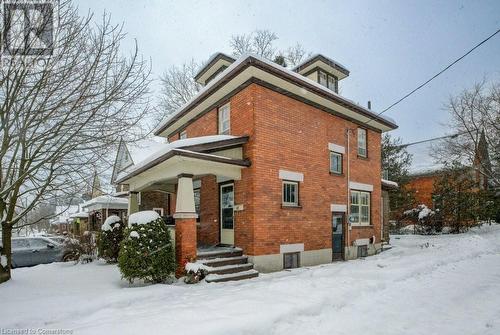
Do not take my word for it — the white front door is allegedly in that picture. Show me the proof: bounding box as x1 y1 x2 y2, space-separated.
220 183 234 245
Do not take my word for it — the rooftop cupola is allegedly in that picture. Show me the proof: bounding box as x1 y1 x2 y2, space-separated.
293 54 349 93
194 52 236 86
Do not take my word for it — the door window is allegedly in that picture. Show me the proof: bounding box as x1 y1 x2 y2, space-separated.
221 184 234 229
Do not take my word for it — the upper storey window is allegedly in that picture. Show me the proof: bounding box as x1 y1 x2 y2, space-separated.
218 103 230 135
179 130 187 139
318 70 338 93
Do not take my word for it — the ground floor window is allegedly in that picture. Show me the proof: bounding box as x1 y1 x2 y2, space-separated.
283 252 300 269
350 190 370 225
153 208 164 216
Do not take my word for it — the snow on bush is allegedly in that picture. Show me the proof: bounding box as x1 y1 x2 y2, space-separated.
101 215 121 232
128 210 161 226
118 213 174 284
403 204 440 235
98 216 124 263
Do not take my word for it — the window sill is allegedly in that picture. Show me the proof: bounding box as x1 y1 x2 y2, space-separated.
329 171 344 176
281 205 302 209
351 224 373 228
357 155 369 160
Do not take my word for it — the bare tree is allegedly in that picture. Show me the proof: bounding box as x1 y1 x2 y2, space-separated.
436 81 500 188
230 29 278 59
0 1 152 283
285 43 310 68
158 60 201 119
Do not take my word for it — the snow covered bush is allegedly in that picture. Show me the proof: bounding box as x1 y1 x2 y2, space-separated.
403 204 440 234
98 215 124 262
184 261 210 284
118 211 175 284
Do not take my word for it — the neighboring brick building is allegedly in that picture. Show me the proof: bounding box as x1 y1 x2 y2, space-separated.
116 53 398 275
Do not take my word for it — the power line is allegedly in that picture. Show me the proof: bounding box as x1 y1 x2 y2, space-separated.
398 131 469 148
368 27 500 124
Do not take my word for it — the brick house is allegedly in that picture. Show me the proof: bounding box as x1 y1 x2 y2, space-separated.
405 133 491 209
116 53 398 276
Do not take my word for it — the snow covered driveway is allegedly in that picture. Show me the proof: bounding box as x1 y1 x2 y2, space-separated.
1 225 500 335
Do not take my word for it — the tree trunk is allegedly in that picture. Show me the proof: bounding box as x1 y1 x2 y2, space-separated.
0 223 12 284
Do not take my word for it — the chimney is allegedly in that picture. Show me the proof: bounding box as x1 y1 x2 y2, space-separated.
367 101 372 110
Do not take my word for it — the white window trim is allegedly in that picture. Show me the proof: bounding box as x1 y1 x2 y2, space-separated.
329 151 343 174
282 180 299 207
218 103 231 135
349 181 373 192
358 128 367 157
279 169 304 182
153 207 164 216
331 204 347 212
350 190 371 226
179 130 187 139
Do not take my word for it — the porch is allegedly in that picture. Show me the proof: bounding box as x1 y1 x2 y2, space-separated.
115 135 252 277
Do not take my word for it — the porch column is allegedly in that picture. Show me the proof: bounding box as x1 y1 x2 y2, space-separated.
173 174 198 277
128 191 139 215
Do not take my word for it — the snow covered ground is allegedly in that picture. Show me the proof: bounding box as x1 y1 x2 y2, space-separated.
1 224 500 335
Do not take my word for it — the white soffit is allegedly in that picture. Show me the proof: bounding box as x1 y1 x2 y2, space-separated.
279 169 304 182
349 181 374 192
331 204 347 212
328 143 345 154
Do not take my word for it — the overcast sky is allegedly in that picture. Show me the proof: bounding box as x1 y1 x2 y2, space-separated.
77 0 500 143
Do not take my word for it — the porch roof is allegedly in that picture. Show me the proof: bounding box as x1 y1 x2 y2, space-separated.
115 136 250 192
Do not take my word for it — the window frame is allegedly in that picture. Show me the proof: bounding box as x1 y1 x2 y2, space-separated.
179 130 187 139
329 151 343 174
193 187 201 223
317 70 338 92
153 208 164 216
218 103 231 135
350 190 371 226
282 180 299 207
357 128 367 158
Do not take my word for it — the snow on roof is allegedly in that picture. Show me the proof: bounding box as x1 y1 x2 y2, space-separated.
405 139 445 175
81 195 128 210
128 210 161 226
154 54 396 135
116 135 238 181
69 212 89 219
52 205 80 224
194 52 235 79
127 138 165 166
381 179 399 188
292 53 349 74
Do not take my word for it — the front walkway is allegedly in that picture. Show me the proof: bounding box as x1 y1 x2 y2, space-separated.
1 224 499 334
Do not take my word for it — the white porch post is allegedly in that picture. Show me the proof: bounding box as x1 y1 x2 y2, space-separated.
174 175 197 217
128 191 139 215
173 174 198 277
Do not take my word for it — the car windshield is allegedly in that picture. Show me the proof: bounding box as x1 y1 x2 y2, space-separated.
12 239 30 249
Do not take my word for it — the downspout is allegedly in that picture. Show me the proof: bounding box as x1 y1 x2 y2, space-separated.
346 129 351 254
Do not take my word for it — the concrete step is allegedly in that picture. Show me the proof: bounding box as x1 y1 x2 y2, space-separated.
205 269 259 283
197 247 243 260
207 263 255 275
200 255 248 267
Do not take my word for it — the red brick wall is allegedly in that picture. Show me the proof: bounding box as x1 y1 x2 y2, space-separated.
139 191 170 215
407 175 438 208
197 175 219 246
248 84 382 255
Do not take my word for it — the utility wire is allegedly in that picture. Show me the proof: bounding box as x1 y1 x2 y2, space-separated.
398 131 470 148
367 27 500 124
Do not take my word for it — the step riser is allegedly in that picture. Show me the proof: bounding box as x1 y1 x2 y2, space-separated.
209 264 254 275
202 258 247 267
197 250 243 260
206 272 259 283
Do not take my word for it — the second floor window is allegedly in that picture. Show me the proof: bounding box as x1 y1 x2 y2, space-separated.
318 70 338 92
180 130 187 139
218 103 230 135
357 128 367 157
282 180 299 207
330 152 342 174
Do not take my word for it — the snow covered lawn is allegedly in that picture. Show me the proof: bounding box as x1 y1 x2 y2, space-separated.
1 224 500 335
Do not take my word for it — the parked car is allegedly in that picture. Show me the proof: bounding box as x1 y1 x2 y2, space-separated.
9 237 68 268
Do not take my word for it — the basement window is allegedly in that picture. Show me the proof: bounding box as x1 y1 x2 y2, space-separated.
283 252 300 269
357 245 368 258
